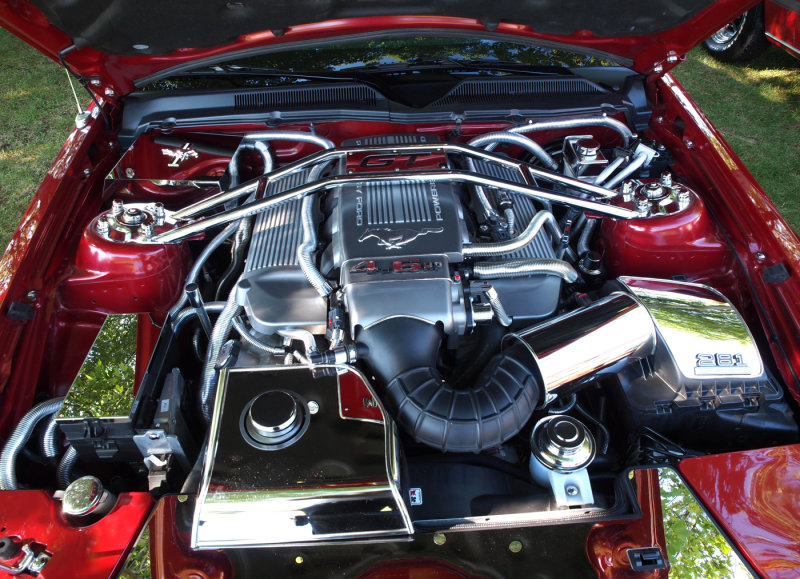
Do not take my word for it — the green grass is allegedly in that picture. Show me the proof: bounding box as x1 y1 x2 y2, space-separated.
0 28 75 250
672 45 800 232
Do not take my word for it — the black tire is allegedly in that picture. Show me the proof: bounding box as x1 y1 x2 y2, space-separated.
702 4 768 63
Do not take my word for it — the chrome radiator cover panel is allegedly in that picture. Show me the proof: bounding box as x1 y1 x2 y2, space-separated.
192 366 412 549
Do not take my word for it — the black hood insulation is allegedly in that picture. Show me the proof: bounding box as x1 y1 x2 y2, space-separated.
357 317 540 453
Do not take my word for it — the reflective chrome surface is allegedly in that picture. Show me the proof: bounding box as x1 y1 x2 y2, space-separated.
510 292 657 394
62 475 104 517
530 415 595 472
619 277 764 379
56 314 138 422
192 365 412 548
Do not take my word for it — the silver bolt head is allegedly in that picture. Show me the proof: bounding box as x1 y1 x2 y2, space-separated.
96 219 110 235
111 199 125 216
308 400 320 415
566 485 579 496
433 532 447 546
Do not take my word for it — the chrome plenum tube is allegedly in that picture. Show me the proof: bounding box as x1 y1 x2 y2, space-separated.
469 132 559 170
510 116 635 147
592 155 627 186
200 289 242 424
57 446 78 490
512 292 656 395
604 153 648 189
463 211 562 257
473 259 578 283
0 397 64 490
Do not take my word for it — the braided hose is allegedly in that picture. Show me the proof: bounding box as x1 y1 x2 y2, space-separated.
0 397 64 490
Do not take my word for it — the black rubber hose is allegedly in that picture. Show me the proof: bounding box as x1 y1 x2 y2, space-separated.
357 318 540 453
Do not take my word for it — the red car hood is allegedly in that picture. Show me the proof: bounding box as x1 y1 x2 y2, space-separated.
1 0 757 97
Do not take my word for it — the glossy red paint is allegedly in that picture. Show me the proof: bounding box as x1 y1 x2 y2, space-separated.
0 490 152 579
0 0 759 98
648 74 800 399
59 219 190 314
599 186 734 285
149 496 233 579
0 114 117 439
679 445 800 578
765 2 800 56
585 469 669 579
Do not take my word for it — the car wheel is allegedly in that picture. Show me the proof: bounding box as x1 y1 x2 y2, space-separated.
702 4 768 62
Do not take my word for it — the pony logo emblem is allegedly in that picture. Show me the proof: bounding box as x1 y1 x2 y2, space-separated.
161 143 199 167
358 227 443 250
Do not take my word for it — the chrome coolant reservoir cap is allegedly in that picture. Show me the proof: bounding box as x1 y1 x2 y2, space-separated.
62 475 116 523
242 390 307 449
530 415 595 472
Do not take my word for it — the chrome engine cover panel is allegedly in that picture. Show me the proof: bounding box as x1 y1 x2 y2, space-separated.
192 365 412 549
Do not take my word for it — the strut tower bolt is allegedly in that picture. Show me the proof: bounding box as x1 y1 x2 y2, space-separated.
154 202 166 226
660 171 673 188
96 219 110 235
112 199 125 216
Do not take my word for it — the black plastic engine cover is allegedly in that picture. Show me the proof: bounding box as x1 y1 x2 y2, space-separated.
331 179 467 265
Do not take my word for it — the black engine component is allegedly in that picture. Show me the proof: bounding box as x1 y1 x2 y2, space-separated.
357 317 540 452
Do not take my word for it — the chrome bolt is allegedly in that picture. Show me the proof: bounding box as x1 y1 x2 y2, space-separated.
659 171 673 188
111 199 125 216
96 219 110 235
566 485 579 496
148 432 160 440
104 88 115 98
26 290 38 300
295 556 304 565
433 532 447 546
90 79 102 86
508 540 523 554
635 196 650 217
153 202 166 224
125 168 135 178
83 168 91 178
644 183 665 200
621 180 635 202
653 64 663 73
308 400 320 415
140 222 154 238
677 189 691 209
685 140 694 149
755 252 767 262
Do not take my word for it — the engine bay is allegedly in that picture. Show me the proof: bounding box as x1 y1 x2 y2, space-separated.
5 107 798 550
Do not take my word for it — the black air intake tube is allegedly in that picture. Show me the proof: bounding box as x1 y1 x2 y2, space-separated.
357 318 540 453
357 293 656 453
